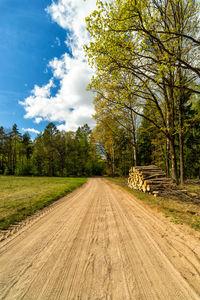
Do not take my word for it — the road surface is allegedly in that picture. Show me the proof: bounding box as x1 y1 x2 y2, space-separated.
0 178 200 299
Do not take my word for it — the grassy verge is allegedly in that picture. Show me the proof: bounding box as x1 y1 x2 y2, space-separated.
106 177 200 232
0 176 87 230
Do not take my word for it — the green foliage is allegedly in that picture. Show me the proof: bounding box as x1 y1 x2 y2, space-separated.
85 0 200 181
0 123 106 177
91 115 135 176
137 118 154 166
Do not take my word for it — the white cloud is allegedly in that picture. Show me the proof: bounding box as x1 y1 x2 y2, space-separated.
22 128 40 134
34 117 43 124
20 0 97 132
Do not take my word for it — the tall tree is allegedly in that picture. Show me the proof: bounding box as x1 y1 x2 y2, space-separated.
85 0 200 183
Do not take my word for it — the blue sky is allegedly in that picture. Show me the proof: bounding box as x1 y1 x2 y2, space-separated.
0 0 96 138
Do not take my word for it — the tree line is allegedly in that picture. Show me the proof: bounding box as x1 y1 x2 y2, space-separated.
85 0 200 183
0 123 105 177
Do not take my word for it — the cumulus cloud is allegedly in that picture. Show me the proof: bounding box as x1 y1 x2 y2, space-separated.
22 128 40 134
20 0 97 132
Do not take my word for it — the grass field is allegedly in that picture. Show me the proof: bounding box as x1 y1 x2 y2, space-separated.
107 177 200 232
0 176 87 230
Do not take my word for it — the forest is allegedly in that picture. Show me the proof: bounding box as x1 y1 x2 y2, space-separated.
0 123 105 177
84 0 200 184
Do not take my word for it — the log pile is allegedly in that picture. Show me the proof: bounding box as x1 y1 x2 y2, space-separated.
128 165 174 196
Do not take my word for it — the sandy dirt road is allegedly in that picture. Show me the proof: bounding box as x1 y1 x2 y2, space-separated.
0 178 200 300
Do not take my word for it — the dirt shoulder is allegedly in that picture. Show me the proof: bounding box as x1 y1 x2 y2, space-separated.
107 177 200 232
0 178 199 299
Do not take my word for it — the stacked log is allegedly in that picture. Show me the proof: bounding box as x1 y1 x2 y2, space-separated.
128 165 173 196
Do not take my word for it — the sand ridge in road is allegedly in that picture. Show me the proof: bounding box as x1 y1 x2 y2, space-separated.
0 178 200 299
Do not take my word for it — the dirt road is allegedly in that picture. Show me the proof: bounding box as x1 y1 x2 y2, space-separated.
0 178 200 299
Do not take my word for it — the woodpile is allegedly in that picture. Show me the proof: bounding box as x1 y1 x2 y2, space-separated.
128 165 173 196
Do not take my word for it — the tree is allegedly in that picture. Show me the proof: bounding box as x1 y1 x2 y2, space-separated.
42 123 59 176
91 111 135 176
0 122 106 177
55 131 66 177
85 0 200 183
75 125 91 176
93 88 139 166
22 133 33 160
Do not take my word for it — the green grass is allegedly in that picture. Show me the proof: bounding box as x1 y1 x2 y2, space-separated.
0 176 87 230
106 177 200 232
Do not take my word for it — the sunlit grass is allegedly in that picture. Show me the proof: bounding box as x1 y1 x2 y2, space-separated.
0 176 87 230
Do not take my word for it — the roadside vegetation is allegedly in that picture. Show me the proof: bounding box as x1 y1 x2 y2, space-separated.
107 177 200 232
85 0 200 184
0 176 87 230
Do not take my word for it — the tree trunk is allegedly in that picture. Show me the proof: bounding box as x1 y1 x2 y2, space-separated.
133 134 137 167
178 37 184 185
169 138 178 184
178 104 184 185
168 74 178 185
131 109 137 166
112 145 115 177
165 137 170 177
